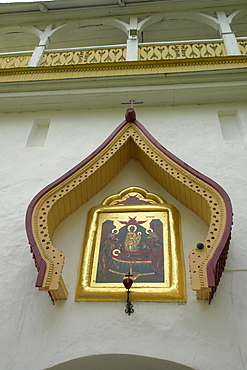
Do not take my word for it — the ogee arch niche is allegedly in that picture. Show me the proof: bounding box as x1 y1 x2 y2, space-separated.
52 159 208 305
26 108 232 303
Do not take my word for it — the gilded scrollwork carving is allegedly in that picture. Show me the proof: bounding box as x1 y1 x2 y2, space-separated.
139 42 226 61
40 47 126 67
238 40 247 55
0 55 30 69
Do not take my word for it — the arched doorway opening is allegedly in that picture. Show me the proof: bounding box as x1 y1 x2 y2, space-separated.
46 354 196 370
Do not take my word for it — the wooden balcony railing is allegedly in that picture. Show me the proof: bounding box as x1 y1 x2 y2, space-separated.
40 46 126 66
139 41 226 60
0 39 246 69
238 39 247 55
0 54 31 68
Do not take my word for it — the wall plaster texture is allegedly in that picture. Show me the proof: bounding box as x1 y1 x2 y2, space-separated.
0 104 246 370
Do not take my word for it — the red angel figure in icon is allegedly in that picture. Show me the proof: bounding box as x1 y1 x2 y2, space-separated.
119 216 146 226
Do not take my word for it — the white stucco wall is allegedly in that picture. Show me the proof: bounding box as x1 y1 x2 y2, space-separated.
0 104 246 370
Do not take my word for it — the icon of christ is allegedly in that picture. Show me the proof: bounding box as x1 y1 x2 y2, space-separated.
76 187 186 303
96 215 164 283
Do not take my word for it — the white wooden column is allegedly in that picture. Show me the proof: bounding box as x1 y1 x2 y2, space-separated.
28 24 66 67
216 11 240 56
28 24 53 67
104 16 142 61
126 16 139 61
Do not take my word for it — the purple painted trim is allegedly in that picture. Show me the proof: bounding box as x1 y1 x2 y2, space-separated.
35 260 47 287
26 108 232 296
206 199 232 287
26 203 47 287
131 117 233 292
26 119 129 287
126 108 136 121
116 198 152 205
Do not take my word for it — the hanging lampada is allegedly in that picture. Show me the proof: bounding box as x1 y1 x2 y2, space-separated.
123 272 134 315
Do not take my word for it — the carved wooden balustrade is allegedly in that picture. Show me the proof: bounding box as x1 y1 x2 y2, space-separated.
40 47 126 66
0 54 31 68
238 39 247 55
0 39 247 69
139 41 226 60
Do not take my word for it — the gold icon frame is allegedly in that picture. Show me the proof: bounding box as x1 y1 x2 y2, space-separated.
76 187 186 302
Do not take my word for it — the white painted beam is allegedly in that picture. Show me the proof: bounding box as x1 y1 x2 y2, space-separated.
104 16 139 61
28 24 53 67
126 16 138 61
28 23 67 67
216 10 241 55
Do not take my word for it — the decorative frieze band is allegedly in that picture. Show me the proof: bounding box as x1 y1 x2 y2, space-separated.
1 39 247 70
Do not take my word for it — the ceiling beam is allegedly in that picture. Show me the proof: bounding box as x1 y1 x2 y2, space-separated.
0 1 246 26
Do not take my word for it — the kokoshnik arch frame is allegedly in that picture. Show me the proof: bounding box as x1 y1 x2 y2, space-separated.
26 108 233 303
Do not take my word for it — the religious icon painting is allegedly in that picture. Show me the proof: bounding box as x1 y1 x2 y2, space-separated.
76 187 186 302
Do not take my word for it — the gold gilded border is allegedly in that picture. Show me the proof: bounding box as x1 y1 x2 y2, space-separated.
75 203 186 302
102 186 166 206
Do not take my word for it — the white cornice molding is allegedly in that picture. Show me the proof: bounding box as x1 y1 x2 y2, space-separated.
0 1 246 26
0 72 246 112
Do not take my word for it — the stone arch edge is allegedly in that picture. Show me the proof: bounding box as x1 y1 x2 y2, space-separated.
44 353 196 370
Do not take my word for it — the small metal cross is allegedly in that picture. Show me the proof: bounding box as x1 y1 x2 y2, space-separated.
121 99 143 108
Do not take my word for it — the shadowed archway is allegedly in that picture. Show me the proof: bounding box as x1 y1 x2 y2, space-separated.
45 354 196 370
